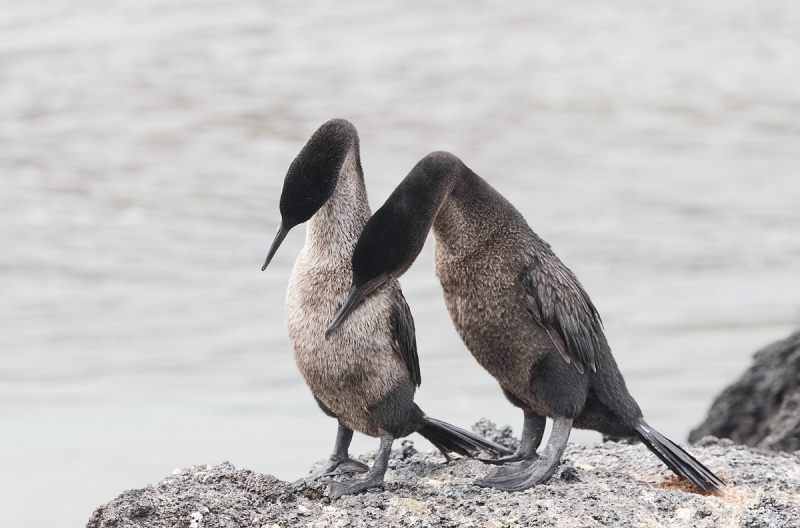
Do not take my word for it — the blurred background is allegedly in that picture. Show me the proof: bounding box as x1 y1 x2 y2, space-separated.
2 1 799 526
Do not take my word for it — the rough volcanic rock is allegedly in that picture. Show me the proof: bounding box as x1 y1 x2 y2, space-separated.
87 423 800 528
690 329 800 452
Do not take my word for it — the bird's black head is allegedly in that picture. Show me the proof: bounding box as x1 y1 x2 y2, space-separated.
325 151 461 337
262 118 360 270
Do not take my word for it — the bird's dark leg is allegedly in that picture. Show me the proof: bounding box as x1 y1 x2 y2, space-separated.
329 435 394 499
479 411 545 478
475 416 572 491
513 411 548 459
481 411 545 464
296 422 369 483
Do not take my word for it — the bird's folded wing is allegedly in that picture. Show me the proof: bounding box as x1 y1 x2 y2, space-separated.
522 256 609 374
390 288 421 387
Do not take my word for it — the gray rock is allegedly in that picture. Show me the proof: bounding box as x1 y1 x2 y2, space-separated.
87 422 800 528
689 329 800 453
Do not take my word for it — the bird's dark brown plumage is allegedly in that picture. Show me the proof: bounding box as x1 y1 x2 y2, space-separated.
329 150 724 494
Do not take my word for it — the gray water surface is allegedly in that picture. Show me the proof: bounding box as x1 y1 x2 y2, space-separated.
2 1 800 527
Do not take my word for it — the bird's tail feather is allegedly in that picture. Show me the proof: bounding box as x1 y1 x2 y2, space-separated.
418 417 513 459
636 422 724 494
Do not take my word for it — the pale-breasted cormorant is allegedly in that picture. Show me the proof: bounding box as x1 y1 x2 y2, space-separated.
326 151 724 494
262 124 511 499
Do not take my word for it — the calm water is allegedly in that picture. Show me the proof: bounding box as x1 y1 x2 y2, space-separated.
2 1 799 526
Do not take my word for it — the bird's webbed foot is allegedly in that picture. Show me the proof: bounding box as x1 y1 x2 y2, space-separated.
296 456 370 484
479 454 539 480
479 451 537 465
477 411 545 479
293 423 370 484
328 471 385 500
327 435 394 500
474 416 572 491
328 458 370 474
474 456 556 491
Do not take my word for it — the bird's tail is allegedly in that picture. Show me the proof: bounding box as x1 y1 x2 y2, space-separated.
636 422 724 494
418 417 513 460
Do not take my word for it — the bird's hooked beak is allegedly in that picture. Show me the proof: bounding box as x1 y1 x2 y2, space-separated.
325 274 389 339
261 224 289 271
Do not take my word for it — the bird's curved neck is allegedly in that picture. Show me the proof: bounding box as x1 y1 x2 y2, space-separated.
304 148 371 264
432 168 508 257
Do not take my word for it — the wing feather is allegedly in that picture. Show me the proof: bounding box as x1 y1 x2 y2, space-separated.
522 252 608 373
390 289 421 387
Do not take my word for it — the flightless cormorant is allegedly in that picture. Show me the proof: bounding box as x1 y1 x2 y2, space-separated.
326 151 724 494
262 125 511 499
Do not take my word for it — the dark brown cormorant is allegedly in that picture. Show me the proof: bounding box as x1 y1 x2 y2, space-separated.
262 124 511 499
326 151 724 493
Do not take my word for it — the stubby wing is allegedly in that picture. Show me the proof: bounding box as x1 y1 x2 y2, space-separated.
522 254 609 374
390 288 421 387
